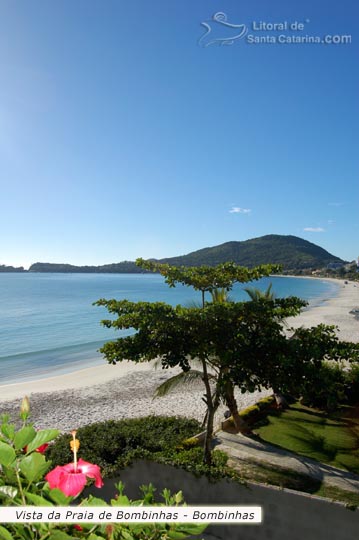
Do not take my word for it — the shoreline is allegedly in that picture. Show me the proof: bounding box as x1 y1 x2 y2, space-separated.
0 275 341 381
0 361 155 401
285 277 359 342
0 276 358 403
0 276 358 431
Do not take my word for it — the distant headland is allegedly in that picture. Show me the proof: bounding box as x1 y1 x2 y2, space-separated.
1 235 349 274
0 265 25 273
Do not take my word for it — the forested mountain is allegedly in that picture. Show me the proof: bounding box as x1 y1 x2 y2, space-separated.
27 235 344 273
28 261 142 273
157 235 345 270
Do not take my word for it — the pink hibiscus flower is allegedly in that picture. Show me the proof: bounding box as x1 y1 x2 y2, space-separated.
45 459 103 497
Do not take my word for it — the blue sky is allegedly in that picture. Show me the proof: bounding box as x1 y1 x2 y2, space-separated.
1 0 358 268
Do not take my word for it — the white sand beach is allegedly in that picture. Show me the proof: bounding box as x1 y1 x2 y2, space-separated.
0 278 358 431
286 277 359 342
0 359 272 431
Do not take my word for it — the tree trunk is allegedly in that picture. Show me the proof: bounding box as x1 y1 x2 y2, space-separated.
201 410 208 430
204 404 215 466
225 382 250 433
201 358 220 466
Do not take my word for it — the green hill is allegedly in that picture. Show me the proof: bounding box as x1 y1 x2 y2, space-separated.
28 235 344 273
157 235 344 270
28 261 142 273
0 264 25 273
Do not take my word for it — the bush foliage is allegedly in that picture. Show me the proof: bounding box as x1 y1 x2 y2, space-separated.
343 363 359 404
47 416 242 482
225 396 276 429
300 362 359 411
47 416 202 474
0 402 207 540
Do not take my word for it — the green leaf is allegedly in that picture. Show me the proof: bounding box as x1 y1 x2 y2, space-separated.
120 532 135 540
19 452 50 483
0 442 16 467
25 492 53 506
49 531 75 540
0 486 18 500
0 423 15 441
26 429 59 453
81 495 108 506
154 371 205 398
9 525 30 537
14 425 36 450
166 532 189 540
0 525 14 540
166 523 208 539
110 495 130 506
88 534 105 540
2 466 17 484
48 488 72 506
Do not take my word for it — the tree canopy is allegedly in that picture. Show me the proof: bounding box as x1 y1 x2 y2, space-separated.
96 260 359 465
136 258 281 294
95 294 307 463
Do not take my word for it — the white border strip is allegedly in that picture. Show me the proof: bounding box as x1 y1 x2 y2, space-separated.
0 506 262 523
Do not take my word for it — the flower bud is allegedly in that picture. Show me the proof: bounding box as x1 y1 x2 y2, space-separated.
105 524 114 536
20 396 30 420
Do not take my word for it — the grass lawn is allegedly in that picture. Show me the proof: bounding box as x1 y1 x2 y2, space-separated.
253 403 359 474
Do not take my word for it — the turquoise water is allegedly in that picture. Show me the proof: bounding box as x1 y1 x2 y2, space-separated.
0 273 339 384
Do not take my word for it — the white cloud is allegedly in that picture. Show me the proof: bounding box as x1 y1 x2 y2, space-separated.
328 202 344 207
229 207 251 214
303 227 325 232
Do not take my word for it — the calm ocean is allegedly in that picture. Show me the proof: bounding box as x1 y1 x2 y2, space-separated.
0 273 339 384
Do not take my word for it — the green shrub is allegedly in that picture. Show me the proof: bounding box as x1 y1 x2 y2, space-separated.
0 401 207 540
343 363 359 404
47 416 201 474
239 404 260 421
225 398 275 429
300 363 347 411
47 416 242 482
154 446 241 482
256 396 275 411
176 436 202 451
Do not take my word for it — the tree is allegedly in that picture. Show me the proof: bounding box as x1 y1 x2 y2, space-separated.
243 282 274 301
137 258 281 308
154 286 233 429
96 259 282 465
95 260 359 465
243 283 295 407
154 284 293 429
209 287 233 304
